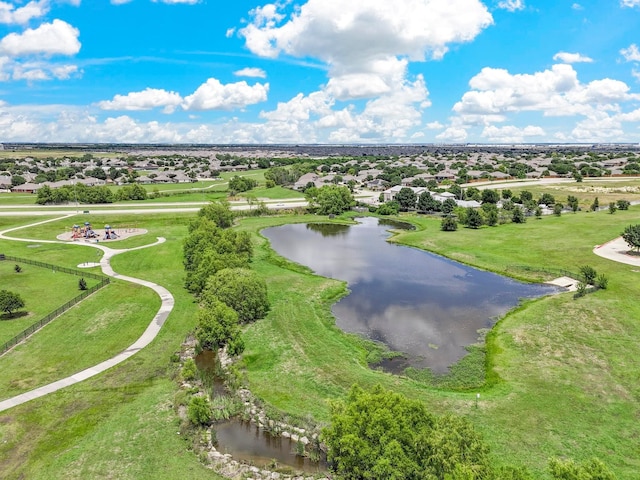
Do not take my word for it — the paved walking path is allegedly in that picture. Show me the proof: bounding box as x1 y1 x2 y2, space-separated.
0 215 174 413
593 237 640 267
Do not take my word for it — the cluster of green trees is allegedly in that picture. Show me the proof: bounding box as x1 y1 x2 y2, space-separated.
228 175 257 194
183 201 269 350
323 385 614 480
35 183 149 204
305 185 355 215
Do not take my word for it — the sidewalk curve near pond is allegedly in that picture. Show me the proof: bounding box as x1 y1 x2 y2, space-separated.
593 236 640 267
0 215 174 413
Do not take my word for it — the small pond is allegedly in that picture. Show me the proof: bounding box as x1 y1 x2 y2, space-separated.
215 420 327 473
263 217 558 374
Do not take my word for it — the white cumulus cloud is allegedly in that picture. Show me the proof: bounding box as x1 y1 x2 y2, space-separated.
0 19 81 56
98 88 183 113
497 0 525 12
482 125 545 142
621 44 640 62
621 0 640 7
553 51 593 63
0 0 49 24
182 78 269 111
234 67 267 78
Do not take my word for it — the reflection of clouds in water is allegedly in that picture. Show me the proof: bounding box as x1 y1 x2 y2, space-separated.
334 301 486 373
265 219 556 373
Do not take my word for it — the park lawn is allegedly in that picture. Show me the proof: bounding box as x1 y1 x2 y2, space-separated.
2 207 640 478
0 212 222 480
505 179 640 210
234 209 640 477
236 185 305 201
0 260 101 344
0 279 159 399
0 193 37 205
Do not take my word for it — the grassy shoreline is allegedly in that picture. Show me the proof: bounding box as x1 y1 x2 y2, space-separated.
1 208 639 478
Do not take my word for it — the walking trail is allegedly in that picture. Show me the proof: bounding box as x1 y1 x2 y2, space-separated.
0 214 174 413
593 236 640 267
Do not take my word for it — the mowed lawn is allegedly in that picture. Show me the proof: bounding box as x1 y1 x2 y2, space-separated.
1 207 640 478
0 260 102 344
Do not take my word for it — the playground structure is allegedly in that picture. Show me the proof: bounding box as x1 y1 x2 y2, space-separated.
103 225 119 240
62 223 143 242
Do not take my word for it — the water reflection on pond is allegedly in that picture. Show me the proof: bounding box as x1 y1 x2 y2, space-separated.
263 217 558 373
216 420 327 473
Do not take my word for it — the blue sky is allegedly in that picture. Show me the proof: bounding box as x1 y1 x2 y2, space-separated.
0 0 639 144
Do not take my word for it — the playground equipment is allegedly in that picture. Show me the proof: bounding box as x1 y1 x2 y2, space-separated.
103 225 119 240
83 221 97 239
70 224 82 240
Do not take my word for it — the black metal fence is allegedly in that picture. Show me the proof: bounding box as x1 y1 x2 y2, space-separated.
0 255 110 356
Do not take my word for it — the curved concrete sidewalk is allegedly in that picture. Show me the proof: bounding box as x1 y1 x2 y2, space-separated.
593 237 640 267
0 215 174 413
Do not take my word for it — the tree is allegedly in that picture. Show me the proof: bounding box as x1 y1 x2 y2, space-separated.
322 385 492 480
539 193 555 206
202 268 269 324
520 190 533 202
502 189 513 199
622 224 640 252
377 201 400 215
0 290 25 316
394 187 417 212
441 216 458 231
417 191 441 213
567 195 579 213
442 198 457 215
590 197 599 212
198 201 234 228
308 185 355 215
481 188 500 204
616 199 630 210
78 278 87 290
608 202 617 214
512 206 526 223
553 203 563 216
194 299 245 356
14 264 21 273
464 208 484 229
535 206 543 219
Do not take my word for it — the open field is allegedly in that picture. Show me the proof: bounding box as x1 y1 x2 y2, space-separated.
503 178 640 209
0 213 222 479
1 204 640 478
0 260 101 344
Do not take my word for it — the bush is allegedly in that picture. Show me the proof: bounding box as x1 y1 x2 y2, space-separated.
202 268 269 324
14 264 22 273
574 282 588 298
187 396 212 426
78 278 87 290
182 358 197 381
595 273 609 290
579 265 597 285
441 216 458 231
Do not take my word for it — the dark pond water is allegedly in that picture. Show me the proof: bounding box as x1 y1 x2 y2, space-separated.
215 420 327 473
263 217 558 373
194 349 226 396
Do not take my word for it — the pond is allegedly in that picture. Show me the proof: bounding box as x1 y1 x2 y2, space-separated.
263 217 558 374
215 420 327 473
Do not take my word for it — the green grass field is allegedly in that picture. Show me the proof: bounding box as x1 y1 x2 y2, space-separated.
1 204 639 478
0 260 101 344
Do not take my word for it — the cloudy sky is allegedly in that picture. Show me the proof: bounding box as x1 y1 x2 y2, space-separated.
1 0 640 144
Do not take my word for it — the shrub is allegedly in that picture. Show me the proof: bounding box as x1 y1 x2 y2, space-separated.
14 264 22 273
441 216 458 231
78 278 87 290
187 396 212 425
579 265 597 285
182 358 197 381
595 273 609 290
574 282 587 298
